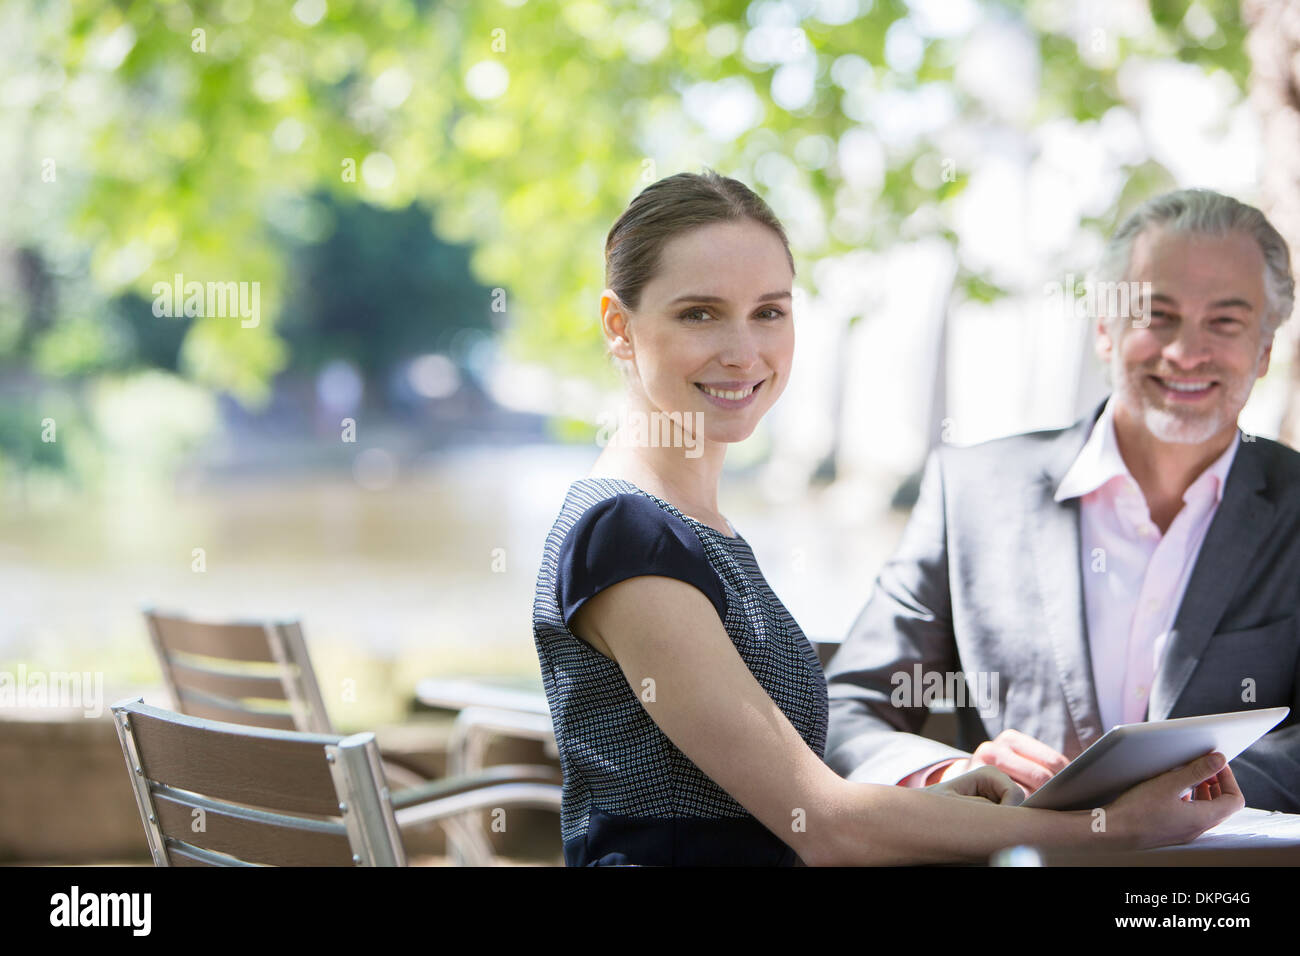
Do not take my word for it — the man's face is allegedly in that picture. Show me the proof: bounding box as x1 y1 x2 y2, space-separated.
1097 226 1273 446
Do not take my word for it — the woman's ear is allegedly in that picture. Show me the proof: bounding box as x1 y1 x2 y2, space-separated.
600 290 635 361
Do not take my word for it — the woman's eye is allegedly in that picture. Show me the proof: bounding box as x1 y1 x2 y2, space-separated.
757 308 786 320
680 309 711 322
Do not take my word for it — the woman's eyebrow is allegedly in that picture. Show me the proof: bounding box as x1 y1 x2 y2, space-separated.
668 291 792 304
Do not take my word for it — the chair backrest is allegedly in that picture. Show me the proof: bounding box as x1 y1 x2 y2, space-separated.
110 696 406 866
143 607 333 734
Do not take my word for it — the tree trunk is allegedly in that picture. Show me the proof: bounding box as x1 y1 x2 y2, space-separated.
1244 0 1300 445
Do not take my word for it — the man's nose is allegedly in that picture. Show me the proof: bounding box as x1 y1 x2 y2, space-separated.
1162 322 1213 368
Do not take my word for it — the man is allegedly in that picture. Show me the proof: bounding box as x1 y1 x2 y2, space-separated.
825 188 1300 812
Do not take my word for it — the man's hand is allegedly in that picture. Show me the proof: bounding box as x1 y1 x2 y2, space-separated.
938 729 1069 794
926 765 1024 805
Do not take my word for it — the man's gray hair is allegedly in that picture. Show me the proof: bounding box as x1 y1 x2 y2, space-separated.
1094 188 1295 337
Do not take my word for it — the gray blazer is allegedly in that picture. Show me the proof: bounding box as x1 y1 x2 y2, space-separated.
824 399 1300 811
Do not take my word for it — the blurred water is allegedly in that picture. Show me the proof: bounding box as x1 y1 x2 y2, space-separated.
0 441 906 717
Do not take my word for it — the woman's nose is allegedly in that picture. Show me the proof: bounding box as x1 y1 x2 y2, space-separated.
718 328 760 369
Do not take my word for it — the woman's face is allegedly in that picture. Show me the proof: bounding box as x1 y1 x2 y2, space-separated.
604 218 795 446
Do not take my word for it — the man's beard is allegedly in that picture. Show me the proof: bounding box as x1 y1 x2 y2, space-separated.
1110 352 1253 445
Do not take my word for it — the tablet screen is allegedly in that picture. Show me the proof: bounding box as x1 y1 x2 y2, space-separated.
1020 706 1290 811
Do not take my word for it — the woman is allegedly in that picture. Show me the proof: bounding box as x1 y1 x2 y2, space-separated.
531 170 1241 866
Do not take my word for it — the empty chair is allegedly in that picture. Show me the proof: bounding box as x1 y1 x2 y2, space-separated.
143 608 351 736
141 607 561 863
111 696 564 866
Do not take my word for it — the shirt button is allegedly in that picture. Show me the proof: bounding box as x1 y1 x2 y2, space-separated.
1138 524 1156 538
1136 685 1147 698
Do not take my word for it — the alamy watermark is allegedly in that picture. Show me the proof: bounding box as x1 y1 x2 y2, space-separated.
50 886 150 935
595 408 704 459
1045 275 1153 327
152 273 260 328
890 665 1000 719
0 665 104 718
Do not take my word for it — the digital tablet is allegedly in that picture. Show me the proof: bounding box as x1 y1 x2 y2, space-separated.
1020 706 1290 811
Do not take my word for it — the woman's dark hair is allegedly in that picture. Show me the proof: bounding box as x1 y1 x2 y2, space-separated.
604 169 795 311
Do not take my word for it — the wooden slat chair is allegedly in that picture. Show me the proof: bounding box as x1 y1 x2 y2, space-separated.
111 697 564 866
142 608 434 787
141 607 561 863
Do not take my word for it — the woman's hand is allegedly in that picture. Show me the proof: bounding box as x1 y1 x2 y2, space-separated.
1103 752 1245 850
926 764 1025 805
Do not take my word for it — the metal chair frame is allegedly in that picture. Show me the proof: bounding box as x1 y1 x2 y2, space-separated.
112 696 564 866
141 607 562 864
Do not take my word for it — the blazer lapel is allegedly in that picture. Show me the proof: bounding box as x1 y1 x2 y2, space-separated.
1150 439 1275 720
1029 403 1107 752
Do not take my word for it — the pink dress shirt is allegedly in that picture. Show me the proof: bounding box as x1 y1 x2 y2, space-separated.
1056 396 1238 734
897 397 1239 788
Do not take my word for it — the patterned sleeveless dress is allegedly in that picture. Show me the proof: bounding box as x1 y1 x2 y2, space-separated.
531 477 829 865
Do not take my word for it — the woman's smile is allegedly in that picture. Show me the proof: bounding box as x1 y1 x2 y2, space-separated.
694 377 766 408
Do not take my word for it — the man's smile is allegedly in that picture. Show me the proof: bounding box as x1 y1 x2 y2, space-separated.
1148 374 1219 402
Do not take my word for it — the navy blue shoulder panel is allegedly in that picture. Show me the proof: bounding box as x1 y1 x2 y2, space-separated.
556 493 728 628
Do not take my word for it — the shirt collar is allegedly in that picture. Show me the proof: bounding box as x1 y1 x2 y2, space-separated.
1054 395 1240 505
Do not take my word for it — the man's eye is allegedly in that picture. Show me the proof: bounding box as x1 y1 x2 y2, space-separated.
1214 317 1242 327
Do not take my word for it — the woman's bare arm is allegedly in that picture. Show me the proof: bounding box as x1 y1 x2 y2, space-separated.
572 574 1243 865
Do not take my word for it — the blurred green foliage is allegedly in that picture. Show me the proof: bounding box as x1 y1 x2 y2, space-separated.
276 193 496 379
0 0 1254 483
